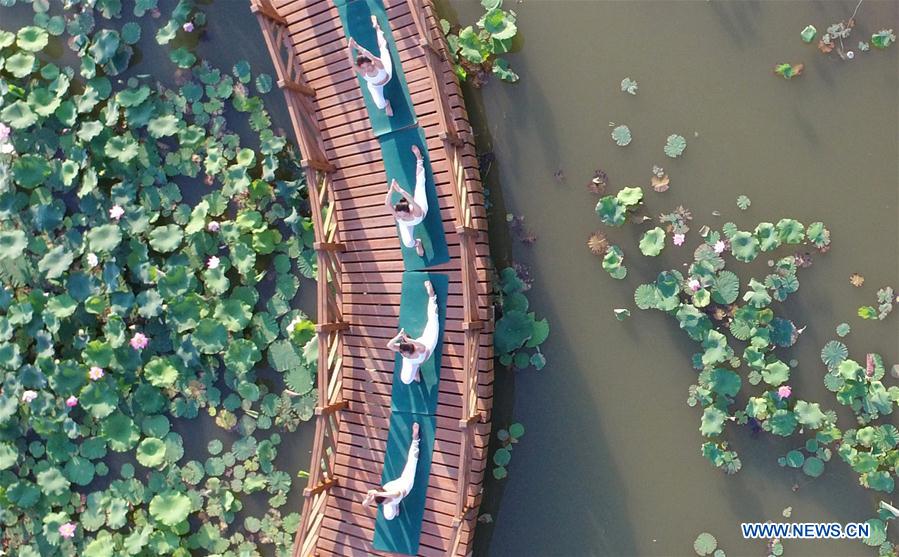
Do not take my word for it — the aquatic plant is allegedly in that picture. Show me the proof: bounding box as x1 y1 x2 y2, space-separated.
611 124 632 146
587 231 610 256
871 29 896 49
620 77 638 95
857 287 895 321
774 62 804 79
595 186 643 227
0 3 317 555
440 0 519 86
492 422 524 479
693 532 719 556
801 25 817 43
494 267 549 370
663 134 687 158
736 195 751 211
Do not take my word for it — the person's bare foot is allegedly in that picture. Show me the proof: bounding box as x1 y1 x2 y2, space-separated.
412 422 420 439
371 15 378 27
410 144 421 159
413 368 421 383
414 239 424 257
424 280 434 297
384 100 393 117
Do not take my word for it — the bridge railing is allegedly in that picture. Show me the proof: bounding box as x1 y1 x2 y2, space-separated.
404 0 486 554
251 2 347 556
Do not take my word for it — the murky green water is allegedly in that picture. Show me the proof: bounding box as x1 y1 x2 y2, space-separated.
445 0 898 555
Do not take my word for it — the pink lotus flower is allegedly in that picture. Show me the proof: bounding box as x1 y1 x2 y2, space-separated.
207 256 220 269
22 390 37 403
0 122 10 142
688 278 702 292
777 385 792 399
714 240 727 254
673 233 685 246
109 205 124 220
207 221 220 232
88 367 104 381
182 21 195 32
130 333 149 350
59 522 76 539
86 253 99 268
66 396 78 408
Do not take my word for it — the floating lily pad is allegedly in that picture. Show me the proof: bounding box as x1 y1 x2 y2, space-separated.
611 125 632 146
664 134 686 158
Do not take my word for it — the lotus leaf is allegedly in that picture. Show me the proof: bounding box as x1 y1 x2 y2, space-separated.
602 245 627 280
480 8 517 40
148 114 180 138
820 340 848 370
105 134 139 163
0 230 28 261
710 270 739 304
664 134 686 158
767 409 797 436
620 77 638 95
805 221 830 248
102 412 140 452
611 125 632 146
256 73 273 94
775 218 804 243
495 309 533 354
170 47 197 68
150 490 192 526
700 407 726 437
794 400 826 429
871 29 896 49
729 231 759 262
492 57 519 82
742 279 770 308
693 532 717 556
736 195 750 210
639 227 666 257
709 368 741 398
595 195 626 226
801 24 817 43
616 187 643 207
136 437 166 468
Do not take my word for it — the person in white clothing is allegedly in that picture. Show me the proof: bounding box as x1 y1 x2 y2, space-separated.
346 16 394 117
386 280 438 384
362 421 420 520
384 144 426 256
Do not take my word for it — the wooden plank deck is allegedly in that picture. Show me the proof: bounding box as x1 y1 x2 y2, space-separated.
256 0 494 555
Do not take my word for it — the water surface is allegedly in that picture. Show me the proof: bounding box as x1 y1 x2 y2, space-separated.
445 1 899 555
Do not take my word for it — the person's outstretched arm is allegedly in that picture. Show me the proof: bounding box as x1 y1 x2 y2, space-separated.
346 38 359 73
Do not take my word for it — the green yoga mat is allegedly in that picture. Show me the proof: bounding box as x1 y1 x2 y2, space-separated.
372 411 436 555
335 0 417 137
381 126 450 270
390 272 447 416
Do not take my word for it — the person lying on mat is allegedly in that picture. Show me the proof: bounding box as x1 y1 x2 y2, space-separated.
384 144 426 256
362 422 420 519
346 15 394 117
386 280 438 384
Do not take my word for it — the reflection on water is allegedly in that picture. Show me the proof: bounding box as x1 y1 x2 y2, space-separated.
448 0 899 555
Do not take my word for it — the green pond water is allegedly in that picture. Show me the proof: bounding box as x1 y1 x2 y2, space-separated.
444 1 899 556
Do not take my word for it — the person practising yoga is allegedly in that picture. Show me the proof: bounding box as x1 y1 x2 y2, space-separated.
347 15 394 117
362 422 420 520
384 144 426 256
387 280 438 384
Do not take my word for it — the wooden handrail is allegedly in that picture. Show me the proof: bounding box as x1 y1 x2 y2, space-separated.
403 0 485 554
251 2 346 556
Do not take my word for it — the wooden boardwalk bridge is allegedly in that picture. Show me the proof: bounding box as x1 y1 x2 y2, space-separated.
251 0 494 554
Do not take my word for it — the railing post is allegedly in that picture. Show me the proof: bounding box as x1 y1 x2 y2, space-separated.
253 3 346 557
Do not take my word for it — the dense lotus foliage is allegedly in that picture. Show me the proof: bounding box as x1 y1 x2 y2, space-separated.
494 267 548 371
0 2 320 555
591 184 897 551
440 0 520 86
